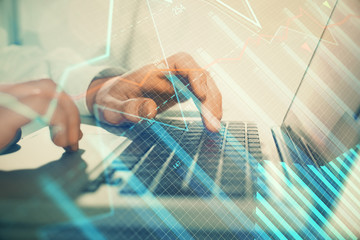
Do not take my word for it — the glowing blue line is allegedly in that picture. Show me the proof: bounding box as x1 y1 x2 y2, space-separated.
266 162 344 239
257 178 317 239
322 166 360 210
105 3 113 55
122 176 194 240
257 164 330 238
54 0 187 132
296 164 335 202
295 161 360 236
282 7 360 103
308 166 340 196
89 121 195 239
198 48 276 127
169 74 262 171
321 167 345 191
335 156 360 184
293 1 360 92
282 43 359 126
93 104 187 131
308 165 360 221
350 149 359 159
97 119 250 238
328 162 358 193
42 0 115 122
150 122 254 230
268 117 358 235
146 0 188 131
276 122 356 200
211 14 349 154
257 193 302 240
58 0 114 88
255 208 287 240
253 223 272 240
215 0 262 28
169 74 201 111
256 168 270 198
319 47 360 94
281 163 356 239
39 176 106 240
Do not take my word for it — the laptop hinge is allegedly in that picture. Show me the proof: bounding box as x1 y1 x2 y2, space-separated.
271 126 324 169
271 126 294 167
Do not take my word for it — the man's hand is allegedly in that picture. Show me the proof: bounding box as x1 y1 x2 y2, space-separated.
0 79 82 152
86 53 222 132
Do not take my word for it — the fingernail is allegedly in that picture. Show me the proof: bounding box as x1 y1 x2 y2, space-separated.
202 82 208 95
79 130 83 140
64 143 78 153
139 101 147 118
139 101 153 118
64 146 72 153
71 143 79 152
211 118 221 132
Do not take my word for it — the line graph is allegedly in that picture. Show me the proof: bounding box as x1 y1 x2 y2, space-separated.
71 6 359 105
1 0 358 132
213 0 262 28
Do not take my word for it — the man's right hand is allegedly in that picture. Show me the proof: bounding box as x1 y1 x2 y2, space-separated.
0 79 82 152
86 52 223 132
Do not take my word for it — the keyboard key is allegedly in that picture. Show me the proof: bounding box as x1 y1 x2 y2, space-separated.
250 152 263 160
223 152 246 160
220 184 247 198
222 164 247 174
247 134 259 139
228 128 245 133
188 178 212 197
221 177 246 187
155 171 189 196
229 122 245 127
248 141 260 147
198 153 221 162
100 121 263 200
203 169 218 180
249 147 261 153
120 171 157 195
248 138 260 143
247 132 259 136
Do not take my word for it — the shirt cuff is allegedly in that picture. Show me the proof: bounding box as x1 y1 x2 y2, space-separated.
61 66 126 116
61 66 107 116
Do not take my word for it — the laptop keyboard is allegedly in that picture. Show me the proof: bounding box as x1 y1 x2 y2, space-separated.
84 121 263 199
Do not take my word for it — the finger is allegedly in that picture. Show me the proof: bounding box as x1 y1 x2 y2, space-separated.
50 123 68 147
0 128 21 152
200 78 223 132
49 105 69 148
79 130 83 140
167 53 208 101
58 92 81 151
64 130 83 152
101 96 158 125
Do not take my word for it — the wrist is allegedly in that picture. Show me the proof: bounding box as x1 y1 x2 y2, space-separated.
86 77 111 114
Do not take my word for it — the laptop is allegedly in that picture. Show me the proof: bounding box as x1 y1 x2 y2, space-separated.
1 0 360 239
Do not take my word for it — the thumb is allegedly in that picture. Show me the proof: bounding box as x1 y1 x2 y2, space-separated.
100 97 158 125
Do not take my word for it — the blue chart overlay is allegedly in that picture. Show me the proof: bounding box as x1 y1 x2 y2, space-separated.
0 0 360 239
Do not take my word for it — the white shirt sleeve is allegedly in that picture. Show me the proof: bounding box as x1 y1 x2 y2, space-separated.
55 65 126 116
50 63 108 116
0 45 126 116
45 48 126 116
